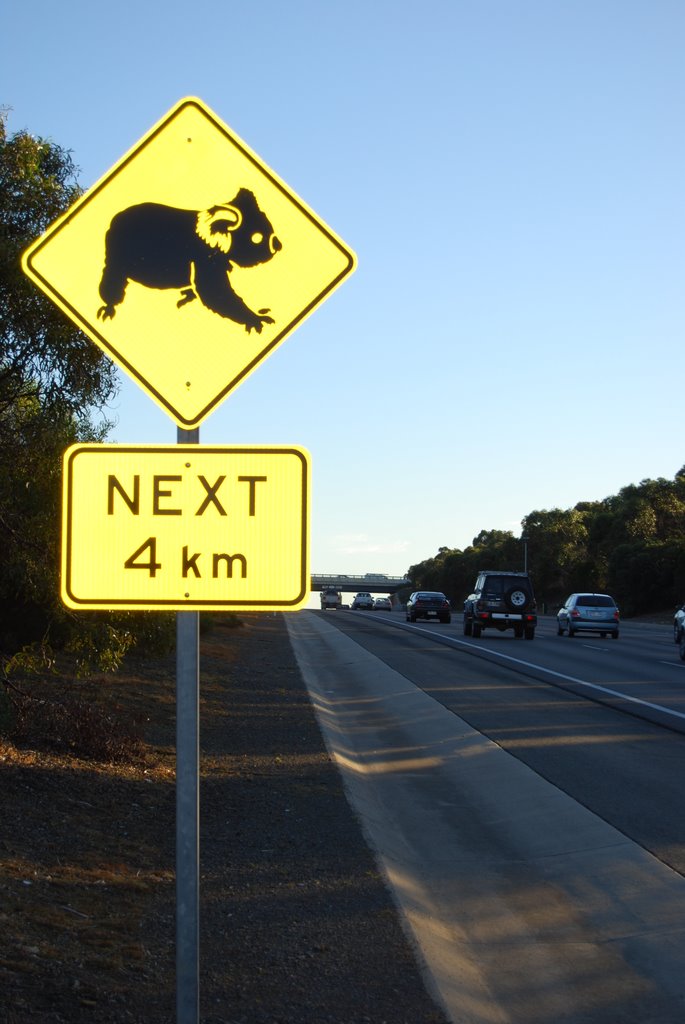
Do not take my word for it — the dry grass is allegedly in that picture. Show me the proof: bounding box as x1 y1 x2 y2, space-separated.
1 635 178 1023
1 614 448 1024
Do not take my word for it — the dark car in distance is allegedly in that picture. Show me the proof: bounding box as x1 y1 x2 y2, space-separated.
557 593 619 638
405 592 451 623
463 571 537 639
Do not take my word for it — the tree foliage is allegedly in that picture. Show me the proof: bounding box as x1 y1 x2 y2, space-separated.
0 113 118 422
406 472 685 617
0 112 174 676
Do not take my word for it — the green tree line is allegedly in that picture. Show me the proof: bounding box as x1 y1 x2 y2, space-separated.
407 470 685 617
1 111 174 678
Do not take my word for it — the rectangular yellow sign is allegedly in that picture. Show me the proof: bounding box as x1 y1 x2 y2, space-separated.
61 444 310 610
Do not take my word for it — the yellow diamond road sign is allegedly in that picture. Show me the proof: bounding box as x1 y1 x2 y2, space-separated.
22 98 356 427
62 444 310 610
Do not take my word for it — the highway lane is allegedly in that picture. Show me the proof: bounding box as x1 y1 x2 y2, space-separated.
312 608 685 879
338 610 685 729
288 611 685 1023
498 614 685 721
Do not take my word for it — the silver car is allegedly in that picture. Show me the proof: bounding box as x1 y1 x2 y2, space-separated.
557 593 619 638
674 604 685 643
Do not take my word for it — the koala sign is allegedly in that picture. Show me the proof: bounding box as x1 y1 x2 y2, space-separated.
21 97 356 428
97 189 281 334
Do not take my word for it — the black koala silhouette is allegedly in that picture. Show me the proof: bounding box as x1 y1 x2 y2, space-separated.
97 188 281 333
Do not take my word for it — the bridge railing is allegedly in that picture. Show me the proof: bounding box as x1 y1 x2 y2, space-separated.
311 574 411 594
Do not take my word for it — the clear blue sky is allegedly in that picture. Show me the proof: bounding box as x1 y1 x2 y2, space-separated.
4 0 685 593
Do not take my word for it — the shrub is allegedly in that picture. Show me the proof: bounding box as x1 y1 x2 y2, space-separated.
7 687 143 762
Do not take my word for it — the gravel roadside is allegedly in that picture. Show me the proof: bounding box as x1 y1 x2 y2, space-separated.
197 613 449 1024
1 613 449 1024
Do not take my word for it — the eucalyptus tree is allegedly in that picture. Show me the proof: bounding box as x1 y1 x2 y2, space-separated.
0 114 173 672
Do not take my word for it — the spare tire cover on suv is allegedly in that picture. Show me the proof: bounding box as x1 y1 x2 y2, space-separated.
505 586 531 611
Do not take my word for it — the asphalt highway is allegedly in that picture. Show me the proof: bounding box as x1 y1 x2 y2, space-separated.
342 611 685 730
287 609 685 1024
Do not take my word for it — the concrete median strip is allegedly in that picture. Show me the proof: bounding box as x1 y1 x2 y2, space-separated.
287 611 685 1024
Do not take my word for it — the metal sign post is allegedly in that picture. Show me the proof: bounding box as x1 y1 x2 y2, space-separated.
176 426 200 1023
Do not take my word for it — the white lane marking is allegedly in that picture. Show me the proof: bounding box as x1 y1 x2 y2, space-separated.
398 622 685 723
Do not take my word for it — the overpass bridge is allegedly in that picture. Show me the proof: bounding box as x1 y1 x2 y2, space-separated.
311 574 411 594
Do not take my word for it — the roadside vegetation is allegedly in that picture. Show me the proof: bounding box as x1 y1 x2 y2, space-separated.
407 470 685 616
0 110 175 753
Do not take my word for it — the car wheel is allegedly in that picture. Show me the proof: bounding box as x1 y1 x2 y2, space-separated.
600 632 606 638
463 618 472 636
409 612 416 622
675 623 681 643
472 623 482 638
557 623 564 635
524 626 535 640
514 624 523 638
611 631 619 639
440 615 451 624
568 626 575 637
680 635 685 661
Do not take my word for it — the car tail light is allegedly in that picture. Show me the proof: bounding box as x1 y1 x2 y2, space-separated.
571 610 581 618
613 610 619 621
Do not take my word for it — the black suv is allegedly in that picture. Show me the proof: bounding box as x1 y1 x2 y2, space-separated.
463 571 537 639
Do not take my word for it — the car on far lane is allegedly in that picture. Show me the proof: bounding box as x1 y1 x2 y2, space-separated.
320 587 342 610
373 597 392 611
463 571 537 639
674 604 685 643
557 593 619 638
405 591 451 624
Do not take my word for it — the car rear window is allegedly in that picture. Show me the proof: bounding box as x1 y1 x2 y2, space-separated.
482 578 506 595
576 595 615 607
483 578 529 596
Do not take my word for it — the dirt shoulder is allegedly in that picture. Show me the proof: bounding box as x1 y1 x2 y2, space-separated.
0 614 448 1024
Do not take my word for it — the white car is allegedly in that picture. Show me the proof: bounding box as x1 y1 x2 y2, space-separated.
351 592 374 610
674 604 685 642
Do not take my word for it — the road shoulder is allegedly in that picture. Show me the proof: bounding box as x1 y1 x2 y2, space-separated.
288 611 685 1024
